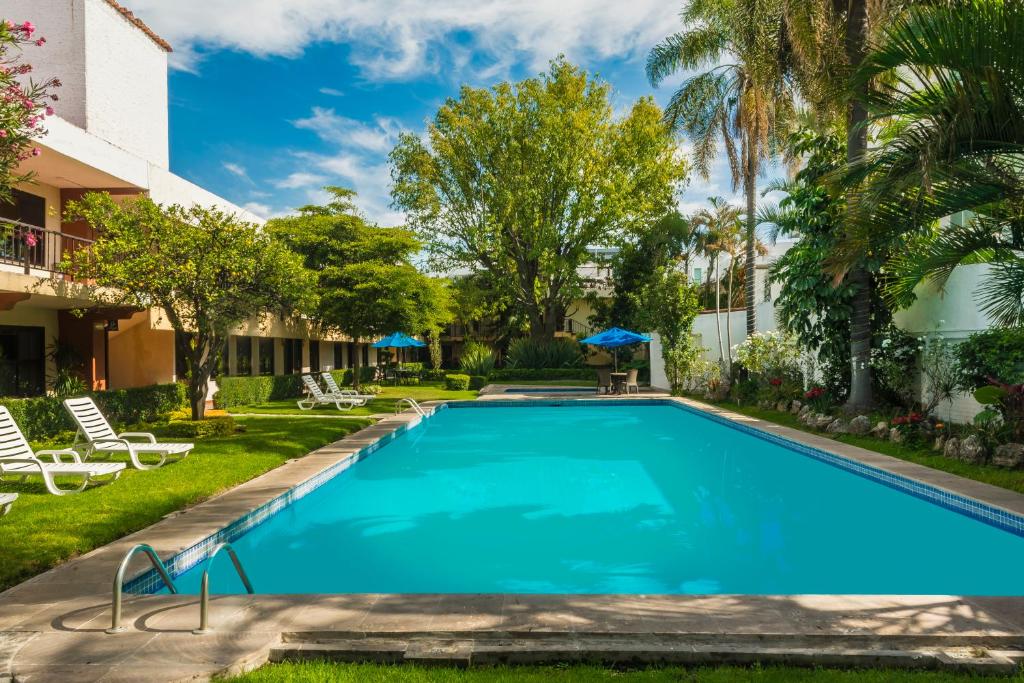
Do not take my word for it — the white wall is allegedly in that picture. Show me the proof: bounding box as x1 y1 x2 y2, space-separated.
2 0 170 166
147 165 264 224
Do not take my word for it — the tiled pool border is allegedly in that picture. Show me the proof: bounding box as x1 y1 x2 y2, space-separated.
128 396 1024 594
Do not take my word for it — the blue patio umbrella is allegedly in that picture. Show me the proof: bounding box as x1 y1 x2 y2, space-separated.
372 332 427 366
580 327 652 371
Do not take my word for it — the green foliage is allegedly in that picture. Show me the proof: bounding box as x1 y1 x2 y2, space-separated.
870 323 921 409
955 329 1024 391
422 369 447 382
165 415 239 439
64 194 310 419
489 368 596 381
506 338 583 369
270 187 452 388
0 22 60 202
444 374 470 391
468 376 488 391
213 369 376 409
392 58 687 338
920 334 959 415
634 268 702 395
0 382 187 441
427 329 443 370
732 332 801 381
458 342 496 376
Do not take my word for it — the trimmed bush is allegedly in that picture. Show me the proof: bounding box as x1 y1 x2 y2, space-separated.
506 337 583 369
955 329 1024 391
489 368 596 381
214 368 378 409
422 369 447 382
0 382 188 441
445 374 470 391
469 375 488 390
165 415 239 438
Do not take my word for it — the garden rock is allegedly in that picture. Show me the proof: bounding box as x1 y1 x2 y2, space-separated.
848 415 871 436
869 422 889 439
826 418 849 434
814 414 835 430
943 437 961 459
790 400 802 414
890 428 904 444
775 401 789 413
932 436 946 452
798 404 812 418
958 435 986 464
992 443 1024 469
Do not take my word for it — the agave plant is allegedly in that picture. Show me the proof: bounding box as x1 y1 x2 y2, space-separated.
458 341 496 377
506 337 583 369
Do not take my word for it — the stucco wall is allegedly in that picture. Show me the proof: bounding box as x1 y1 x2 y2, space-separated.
147 166 264 224
106 309 174 388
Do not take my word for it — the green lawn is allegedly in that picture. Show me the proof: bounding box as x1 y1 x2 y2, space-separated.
692 397 1024 495
234 663 1023 683
227 382 479 416
0 416 370 591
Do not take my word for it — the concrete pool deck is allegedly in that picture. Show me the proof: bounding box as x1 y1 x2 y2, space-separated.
1 396 1023 681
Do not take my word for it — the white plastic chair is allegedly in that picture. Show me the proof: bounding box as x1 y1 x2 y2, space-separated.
320 372 374 406
297 375 359 411
0 406 125 495
0 492 16 515
63 397 193 470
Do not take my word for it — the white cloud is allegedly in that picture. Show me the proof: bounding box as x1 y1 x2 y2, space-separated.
274 171 329 190
222 161 250 180
319 87 344 97
293 108 402 153
241 201 271 218
124 1 682 79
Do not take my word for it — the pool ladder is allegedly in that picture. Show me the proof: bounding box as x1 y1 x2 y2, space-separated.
395 397 426 417
107 542 254 636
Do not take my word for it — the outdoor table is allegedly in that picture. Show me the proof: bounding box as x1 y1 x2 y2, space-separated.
610 372 628 394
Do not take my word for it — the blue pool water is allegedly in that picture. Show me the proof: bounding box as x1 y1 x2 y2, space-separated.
171 403 1024 595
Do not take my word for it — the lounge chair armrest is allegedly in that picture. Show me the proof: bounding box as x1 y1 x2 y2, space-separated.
91 437 133 449
118 432 157 443
36 448 83 463
0 456 45 469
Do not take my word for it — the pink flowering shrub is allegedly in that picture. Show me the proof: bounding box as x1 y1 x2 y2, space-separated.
0 19 59 204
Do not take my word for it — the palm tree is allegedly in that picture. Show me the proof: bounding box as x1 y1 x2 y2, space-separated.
648 0 793 337
694 197 744 370
840 0 1024 327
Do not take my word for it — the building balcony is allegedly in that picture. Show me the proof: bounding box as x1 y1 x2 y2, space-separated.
0 217 93 279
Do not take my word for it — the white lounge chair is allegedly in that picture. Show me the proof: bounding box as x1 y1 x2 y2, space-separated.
63 397 193 470
0 407 125 495
0 492 16 515
320 372 374 406
298 374 360 411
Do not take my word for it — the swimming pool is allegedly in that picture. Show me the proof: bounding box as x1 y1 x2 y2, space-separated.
167 401 1024 596
503 387 595 394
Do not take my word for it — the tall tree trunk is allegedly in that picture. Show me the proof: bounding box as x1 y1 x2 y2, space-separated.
726 258 734 373
844 0 873 412
714 255 725 366
187 335 213 421
744 142 757 336
352 337 362 390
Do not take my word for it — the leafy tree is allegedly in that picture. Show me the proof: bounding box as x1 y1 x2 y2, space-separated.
65 194 311 419
841 0 1024 328
391 58 686 340
647 0 794 335
635 268 702 395
270 188 452 388
0 20 59 203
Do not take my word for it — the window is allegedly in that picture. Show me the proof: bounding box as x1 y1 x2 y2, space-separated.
347 342 356 368
283 339 304 374
235 336 252 376
0 325 44 396
309 340 320 372
259 338 275 375
692 267 703 285
333 343 343 371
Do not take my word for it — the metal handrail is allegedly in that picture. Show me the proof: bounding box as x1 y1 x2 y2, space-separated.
395 397 426 417
193 542 255 635
106 543 178 634
0 217 94 276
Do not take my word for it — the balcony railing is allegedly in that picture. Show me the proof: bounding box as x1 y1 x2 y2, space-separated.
0 218 93 276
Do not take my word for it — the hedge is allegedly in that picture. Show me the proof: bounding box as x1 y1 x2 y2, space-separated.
445 374 470 391
213 367 378 409
0 382 188 441
489 368 597 381
468 375 488 390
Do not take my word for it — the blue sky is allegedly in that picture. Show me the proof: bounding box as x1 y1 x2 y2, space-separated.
131 0 764 225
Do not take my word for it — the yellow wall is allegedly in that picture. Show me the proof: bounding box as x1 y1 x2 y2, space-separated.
106 310 174 389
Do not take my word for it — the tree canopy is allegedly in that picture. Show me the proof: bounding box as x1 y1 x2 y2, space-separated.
65 193 310 419
269 187 452 386
390 58 687 340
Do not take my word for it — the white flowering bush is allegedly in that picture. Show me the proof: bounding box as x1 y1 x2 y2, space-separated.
732 331 801 380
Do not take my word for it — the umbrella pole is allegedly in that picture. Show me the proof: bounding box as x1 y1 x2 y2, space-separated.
614 348 618 373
